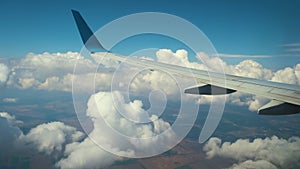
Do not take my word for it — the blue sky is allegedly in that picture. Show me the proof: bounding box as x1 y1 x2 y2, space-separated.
1 0 300 69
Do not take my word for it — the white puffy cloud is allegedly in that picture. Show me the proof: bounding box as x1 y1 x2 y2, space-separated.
56 91 175 169
296 64 300 81
0 63 9 86
203 136 300 169
6 52 116 93
39 73 112 92
55 136 122 169
38 75 71 92
20 122 84 155
224 92 270 111
227 160 278 169
157 49 207 70
17 77 41 89
7 52 96 90
196 52 227 72
130 70 180 96
17 52 94 77
272 65 300 85
230 60 273 79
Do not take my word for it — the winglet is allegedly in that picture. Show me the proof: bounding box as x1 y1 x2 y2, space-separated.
71 10 107 52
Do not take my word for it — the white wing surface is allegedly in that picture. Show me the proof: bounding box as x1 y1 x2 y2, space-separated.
72 10 300 115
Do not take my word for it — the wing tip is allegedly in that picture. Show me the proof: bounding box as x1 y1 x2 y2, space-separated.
71 9 108 52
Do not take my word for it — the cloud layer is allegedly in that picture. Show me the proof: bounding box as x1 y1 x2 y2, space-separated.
4 49 300 112
1 49 299 168
203 136 300 169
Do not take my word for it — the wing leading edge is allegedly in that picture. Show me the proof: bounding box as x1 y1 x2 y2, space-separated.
72 10 300 115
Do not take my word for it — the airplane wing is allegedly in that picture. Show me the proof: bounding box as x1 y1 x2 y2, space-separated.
71 10 300 115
